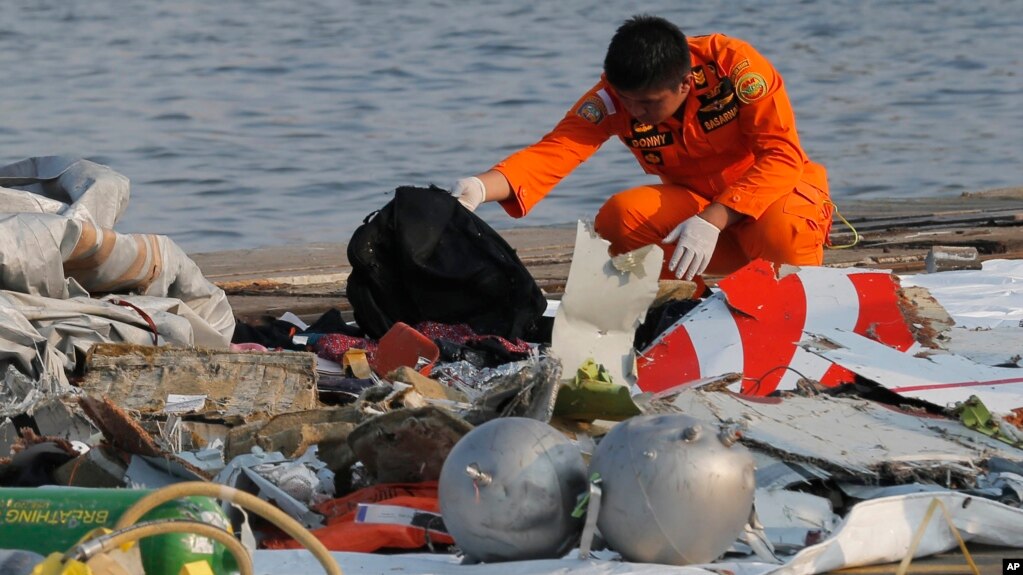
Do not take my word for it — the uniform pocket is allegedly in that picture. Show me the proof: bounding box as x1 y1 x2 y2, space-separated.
785 182 832 219
783 182 833 244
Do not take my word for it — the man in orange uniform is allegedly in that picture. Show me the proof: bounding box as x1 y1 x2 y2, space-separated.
452 15 832 283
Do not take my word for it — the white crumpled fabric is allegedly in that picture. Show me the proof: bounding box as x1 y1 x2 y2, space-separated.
0 157 234 386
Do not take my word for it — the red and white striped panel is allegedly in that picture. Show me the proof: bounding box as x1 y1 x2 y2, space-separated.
636 260 917 395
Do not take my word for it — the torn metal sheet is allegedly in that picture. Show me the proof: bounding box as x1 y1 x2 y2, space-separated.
900 259 1023 330
0 362 93 450
753 452 831 490
900 260 1023 367
552 221 661 389
638 261 920 395
123 454 206 488
461 354 563 425
80 343 318 421
175 444 226 475
28 396 96 443
671 390 1023 483
1 365 70 411
0 418 16 456
772 492 1023 574
754 488 838 554
53 445 128 487
1 357 74 413
934 327 1022 368
975 471 1023 504
800 327 1023 411
836 482 952 500
214 448 330 528
252 447 335 506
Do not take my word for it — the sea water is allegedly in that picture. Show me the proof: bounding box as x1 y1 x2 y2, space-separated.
0 0 1020 253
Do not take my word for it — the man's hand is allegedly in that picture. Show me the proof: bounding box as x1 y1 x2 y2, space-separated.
663 215 721 280
451 176 487 211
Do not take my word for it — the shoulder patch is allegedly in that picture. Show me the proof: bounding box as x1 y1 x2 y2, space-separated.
735 72 769 104
576 99 606 124
576 89 616 124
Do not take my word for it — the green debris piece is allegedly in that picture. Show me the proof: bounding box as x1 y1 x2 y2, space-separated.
956 395 1023 448
575 360 613 386
958 395 997 435
572 473 603 518
553 359 641 422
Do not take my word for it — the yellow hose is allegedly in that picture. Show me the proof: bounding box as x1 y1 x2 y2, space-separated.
67 519 253 575
114 482 342 575
825 199 861 249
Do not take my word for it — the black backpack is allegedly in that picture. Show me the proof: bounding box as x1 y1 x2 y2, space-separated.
346 185 546 341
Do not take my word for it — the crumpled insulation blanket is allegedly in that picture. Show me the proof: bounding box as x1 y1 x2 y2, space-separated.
0 156 234 386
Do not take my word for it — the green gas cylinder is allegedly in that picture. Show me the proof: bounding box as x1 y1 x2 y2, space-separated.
0 487 238 575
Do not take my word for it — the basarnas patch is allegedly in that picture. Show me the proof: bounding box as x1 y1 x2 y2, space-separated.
576 97 607 124
736 72 769 104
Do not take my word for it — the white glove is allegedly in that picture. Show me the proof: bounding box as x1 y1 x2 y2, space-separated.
663 215 721 280
451 176 487 211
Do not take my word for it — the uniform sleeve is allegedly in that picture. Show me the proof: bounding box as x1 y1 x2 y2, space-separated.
714 40 809 219
492 84 614 218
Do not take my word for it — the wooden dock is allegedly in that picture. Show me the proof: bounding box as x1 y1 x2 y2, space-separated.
192 188 1023 324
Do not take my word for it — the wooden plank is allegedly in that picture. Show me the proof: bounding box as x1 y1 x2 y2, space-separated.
80 343 319 421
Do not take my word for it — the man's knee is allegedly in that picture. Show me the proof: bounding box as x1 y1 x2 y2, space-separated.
595 185 705 255
594 193 641 254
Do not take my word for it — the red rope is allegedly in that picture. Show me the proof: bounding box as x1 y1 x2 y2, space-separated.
110 298 159 345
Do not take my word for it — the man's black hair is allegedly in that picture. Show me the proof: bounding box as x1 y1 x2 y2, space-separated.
604 15 691 92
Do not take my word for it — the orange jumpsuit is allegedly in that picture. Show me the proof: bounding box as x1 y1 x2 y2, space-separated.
492 34 833 279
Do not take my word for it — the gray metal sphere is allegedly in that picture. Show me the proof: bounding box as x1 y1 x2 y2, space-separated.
438 417 588 562
589 414 755 565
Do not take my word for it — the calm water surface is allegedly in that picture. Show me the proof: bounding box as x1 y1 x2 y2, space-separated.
1 0 1020 252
